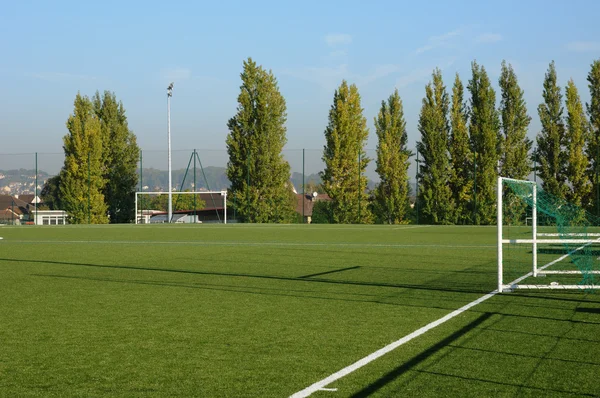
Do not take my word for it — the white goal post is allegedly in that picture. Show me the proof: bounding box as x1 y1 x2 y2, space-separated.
497 177 600 292
135 191 227 224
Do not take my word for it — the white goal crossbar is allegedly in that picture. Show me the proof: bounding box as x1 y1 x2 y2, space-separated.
135 191 227 224
497 177 599 292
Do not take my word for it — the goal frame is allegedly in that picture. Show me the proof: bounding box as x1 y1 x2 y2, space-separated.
135 191 227 224
497 177 600 292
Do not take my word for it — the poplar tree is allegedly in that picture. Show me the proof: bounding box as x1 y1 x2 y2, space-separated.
499 61 532 179
321 80 372 224
93 91 140 223
373 89 411 224
60 93 108 224
417 69 453 224
535 61 568 200
565 79 591 207
586 60 600 216
226 58 296 223
468 61 501 225
449 74 472 224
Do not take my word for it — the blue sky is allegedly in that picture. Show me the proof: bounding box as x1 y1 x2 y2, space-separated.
1 0 599 173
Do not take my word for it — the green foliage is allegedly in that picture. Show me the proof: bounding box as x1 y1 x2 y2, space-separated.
321 80 373 224
468 61 501 225
373 89 412 224
417 69 454 224
93 91 140 223
535 61 568 200
499 61 532 180
226 58 297 223
40 175 61 210
310 200 333 224
60 94 108 224
586 59 600 216
144 191 206 212
449 74 473 224
565 79 591 207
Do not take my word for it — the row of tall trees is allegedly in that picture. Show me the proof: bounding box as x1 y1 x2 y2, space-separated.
48 57 599 225
226 59 412 224
227 57 600 224
44 91 139 223
417 59 600 225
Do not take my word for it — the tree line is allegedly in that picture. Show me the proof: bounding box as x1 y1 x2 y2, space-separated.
227 57 600 225
46 57 600 224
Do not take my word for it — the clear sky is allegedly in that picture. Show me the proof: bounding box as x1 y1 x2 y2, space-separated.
1 0 599 172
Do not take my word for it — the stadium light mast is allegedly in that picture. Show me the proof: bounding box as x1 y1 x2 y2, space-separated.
167 82 174 223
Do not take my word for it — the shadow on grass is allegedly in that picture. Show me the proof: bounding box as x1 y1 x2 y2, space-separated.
0 257 490 295
349 311 600 398
349 312 493 397
576 307 600 314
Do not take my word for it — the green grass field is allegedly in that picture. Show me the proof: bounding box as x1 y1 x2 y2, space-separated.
0 224 599 397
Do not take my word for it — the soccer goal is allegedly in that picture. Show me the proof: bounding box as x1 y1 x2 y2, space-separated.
135 191 227 224
498 177 600 292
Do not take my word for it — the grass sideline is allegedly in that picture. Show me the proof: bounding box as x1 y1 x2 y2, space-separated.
0 224 598 397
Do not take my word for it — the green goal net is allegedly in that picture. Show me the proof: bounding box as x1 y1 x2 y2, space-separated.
498 177 600 292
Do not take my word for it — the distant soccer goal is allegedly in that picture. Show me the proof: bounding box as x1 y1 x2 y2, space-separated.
498 177 600 292
135 191 227 224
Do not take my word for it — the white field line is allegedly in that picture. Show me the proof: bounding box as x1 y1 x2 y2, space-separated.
0 240 495 249
289 243 589 398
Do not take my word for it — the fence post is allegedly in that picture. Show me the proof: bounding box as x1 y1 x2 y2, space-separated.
416 150 420 225
139 149 143 223
88 151 91 224
358 150 361 224
302 148 305 224
35 152 38 225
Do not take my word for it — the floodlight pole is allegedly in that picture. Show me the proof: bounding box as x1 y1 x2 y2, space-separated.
167 83 174 223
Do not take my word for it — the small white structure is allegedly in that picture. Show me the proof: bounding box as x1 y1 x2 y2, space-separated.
33 210 68 225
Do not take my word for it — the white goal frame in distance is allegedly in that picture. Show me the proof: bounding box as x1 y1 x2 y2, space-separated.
497 177 600 292
135 191 227 224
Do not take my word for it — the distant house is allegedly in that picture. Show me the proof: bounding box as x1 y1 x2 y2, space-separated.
0 195 29 224
295 192 331 224
0 194 67 225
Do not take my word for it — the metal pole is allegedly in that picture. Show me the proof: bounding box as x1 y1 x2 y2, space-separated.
474 150 477 225
193 149 197 223
247 149 250 222
167 83 174 223
302 148 305 224
358 150 361 224
35 152 38 225
533 147 537 183
88 151 91 224
596 140 600 216
532 182 538 277
416 151 419 225
139 150 143 224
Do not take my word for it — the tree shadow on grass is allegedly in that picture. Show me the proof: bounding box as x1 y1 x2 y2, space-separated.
0 257 490 296
576 307 600 314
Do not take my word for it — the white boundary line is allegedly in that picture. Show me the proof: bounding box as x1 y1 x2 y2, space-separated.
289 248 582 398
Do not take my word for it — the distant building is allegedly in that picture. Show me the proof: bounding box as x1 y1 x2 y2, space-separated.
0 194 68 225
295 192 331 224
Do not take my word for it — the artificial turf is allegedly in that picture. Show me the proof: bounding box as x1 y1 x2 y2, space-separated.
0 224 598 397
